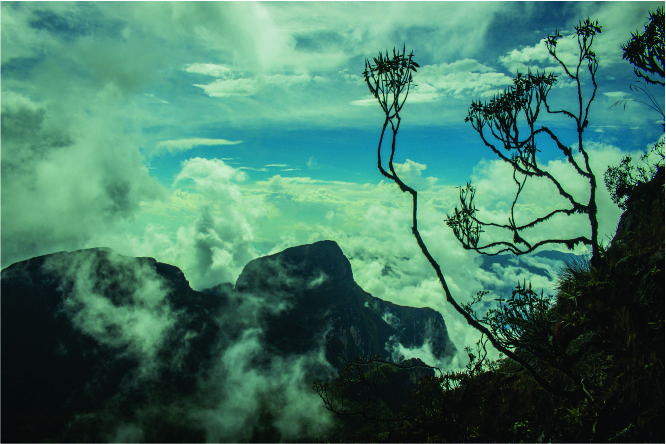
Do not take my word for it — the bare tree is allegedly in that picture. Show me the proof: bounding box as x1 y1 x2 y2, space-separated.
447 19 603 265
362 45 575 398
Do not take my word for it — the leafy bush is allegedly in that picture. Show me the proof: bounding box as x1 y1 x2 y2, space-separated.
604 139 664 209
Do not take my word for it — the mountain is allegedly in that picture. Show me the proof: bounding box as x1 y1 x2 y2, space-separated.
234 240 455 369
1 240 454 442
1 247 225 442
328 168 665 442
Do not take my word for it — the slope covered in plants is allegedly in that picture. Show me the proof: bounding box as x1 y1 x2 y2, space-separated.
319 166 664 443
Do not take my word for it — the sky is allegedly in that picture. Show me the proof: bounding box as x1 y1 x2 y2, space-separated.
2 1 664 367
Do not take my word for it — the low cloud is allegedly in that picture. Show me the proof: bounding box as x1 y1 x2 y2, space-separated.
1 91 165 268
416 60 513 99
37 245 336 442
191 328 334 442
44 250 178 379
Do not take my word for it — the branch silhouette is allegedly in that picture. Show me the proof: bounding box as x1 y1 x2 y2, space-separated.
362 45 576 398
449 19 603 265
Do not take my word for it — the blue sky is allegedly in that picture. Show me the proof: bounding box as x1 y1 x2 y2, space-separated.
2 1 664 366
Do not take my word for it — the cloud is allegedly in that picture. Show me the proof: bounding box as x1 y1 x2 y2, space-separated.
185 62 234 78
416 60 514 99
3 0 658 391
393 159 439 191
498 37 559 73
1 90 165 268
43 249 178 379
93 158 265 290
469 142 627 254
307 157 320 169
153 138 242 156
352 59 513 106
191 328 334 442
225 142 629 369
193 72 314 98
194 77 259 97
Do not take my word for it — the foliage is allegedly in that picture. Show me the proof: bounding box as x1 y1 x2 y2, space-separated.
318 10 664 443
362 41 572 398
604 139 664 209
449 18 603 264
314 168 664 442
363 45 419 120
605 8 665 210
475 283 556 362
622 7 665 86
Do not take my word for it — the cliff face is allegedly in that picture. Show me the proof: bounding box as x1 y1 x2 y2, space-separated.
1 240 454 442
235 240 455 369
1 247 225 442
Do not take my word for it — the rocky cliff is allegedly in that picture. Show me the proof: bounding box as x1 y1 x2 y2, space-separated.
234 240 454 369
1 240 454 442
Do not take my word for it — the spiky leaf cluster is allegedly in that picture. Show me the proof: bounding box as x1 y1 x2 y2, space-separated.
622 7 664 85
363 45 419 119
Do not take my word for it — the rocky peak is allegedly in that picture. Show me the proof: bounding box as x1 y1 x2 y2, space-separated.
235 240 353 293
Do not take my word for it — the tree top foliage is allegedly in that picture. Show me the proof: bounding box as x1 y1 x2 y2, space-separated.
622 7 665 85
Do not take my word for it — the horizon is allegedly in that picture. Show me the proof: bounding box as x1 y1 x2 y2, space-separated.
2 1 664 365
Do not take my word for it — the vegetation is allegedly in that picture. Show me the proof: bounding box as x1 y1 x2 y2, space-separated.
316 165 664 443
450 18 603 264
605 140 664 209
605 7 665 211
316 8 664 443
622 7 664 86
357 19 609 398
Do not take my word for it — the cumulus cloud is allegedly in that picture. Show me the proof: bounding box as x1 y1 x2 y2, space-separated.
235 139 630 369
1 90 165 268
158 158 263 289
3 0 657 398
469 142 626 254
416 60 514 99
393 159 439 191
498 37 559 74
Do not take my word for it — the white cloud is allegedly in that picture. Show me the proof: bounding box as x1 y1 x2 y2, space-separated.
417 60 513 99
185 63 233 78
352 59 513 106
469 142 627 254
154 138 242 156
1 89 165 268
498 37 559 73
94 158 265 290
393 159 439 191
43 250 178 379
191 328 334 442
3 0 659 387
194 77 259 97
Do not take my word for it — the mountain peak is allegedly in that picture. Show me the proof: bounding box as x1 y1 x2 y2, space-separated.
235 240 352 293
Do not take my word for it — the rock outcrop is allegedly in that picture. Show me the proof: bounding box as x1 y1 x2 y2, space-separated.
1 240 455 442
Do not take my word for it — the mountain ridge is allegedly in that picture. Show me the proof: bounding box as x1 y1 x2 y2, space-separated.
1 239 454 442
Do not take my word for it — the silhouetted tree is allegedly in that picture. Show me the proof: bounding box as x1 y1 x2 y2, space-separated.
361 46 574 398
605 8 665 209
622 7 664 86
448 19 603 265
